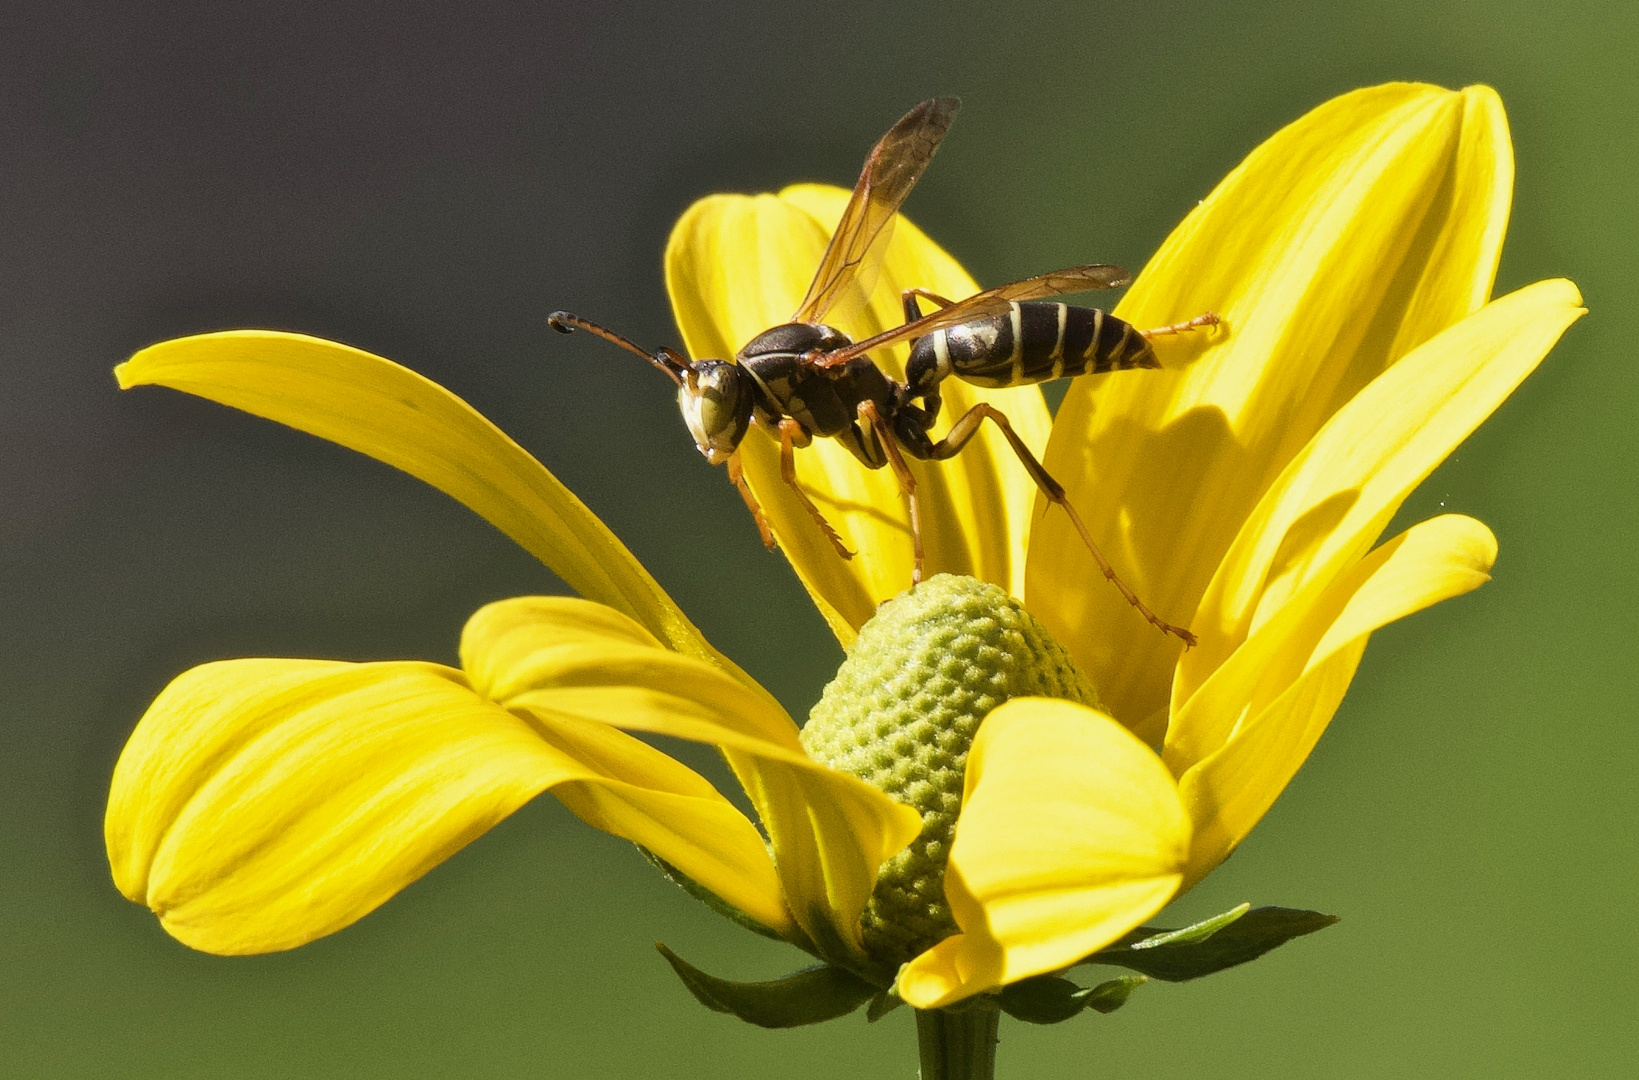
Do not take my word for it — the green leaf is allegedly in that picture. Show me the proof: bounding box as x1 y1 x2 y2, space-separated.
655 943 879 1029
998 977 1088 1024
1082 905 1339 982
998 975 1148 1024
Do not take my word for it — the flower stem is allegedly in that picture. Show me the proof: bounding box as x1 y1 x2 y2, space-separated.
915 1007 999 1080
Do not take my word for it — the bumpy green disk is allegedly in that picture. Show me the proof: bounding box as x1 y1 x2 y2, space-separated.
801 574 1101 966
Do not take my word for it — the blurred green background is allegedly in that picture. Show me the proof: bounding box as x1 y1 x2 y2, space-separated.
1 0 1631 1076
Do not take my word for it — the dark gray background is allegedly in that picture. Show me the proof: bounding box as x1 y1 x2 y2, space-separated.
1 1 1631 1076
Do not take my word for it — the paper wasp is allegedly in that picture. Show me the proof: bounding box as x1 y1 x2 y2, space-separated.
550 98 1218 645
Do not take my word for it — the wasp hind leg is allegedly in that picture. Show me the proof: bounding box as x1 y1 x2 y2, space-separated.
1140 311 1222 339
907 402 1197 647
901 288 958 323
777 418 854 560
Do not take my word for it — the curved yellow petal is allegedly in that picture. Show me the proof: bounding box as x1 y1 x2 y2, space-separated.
462 594 802 750
1173 514 1498 886
1166 513 1496 779
897 699 1188 1009
1031 83 1516 726
665 186 1050 643
516 692 920 958
459 596 920 956
114 331 732 676
1178 278 1585 712
516 706 793 935
107 659 593 953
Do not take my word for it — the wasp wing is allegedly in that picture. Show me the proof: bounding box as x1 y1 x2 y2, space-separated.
791 98 960 326
811 263 1131 367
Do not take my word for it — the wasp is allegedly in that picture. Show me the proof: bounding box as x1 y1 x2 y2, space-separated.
550 98 1218 645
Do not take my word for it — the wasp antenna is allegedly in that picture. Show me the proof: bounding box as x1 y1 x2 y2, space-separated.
656 346 697 375
547 311 687 386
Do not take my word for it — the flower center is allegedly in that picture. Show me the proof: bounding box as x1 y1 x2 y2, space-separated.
800 574 1101 967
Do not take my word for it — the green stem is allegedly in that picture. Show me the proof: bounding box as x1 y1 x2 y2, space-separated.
915 1007 1000 1080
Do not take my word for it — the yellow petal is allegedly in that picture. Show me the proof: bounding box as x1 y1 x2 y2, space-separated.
462 595 804 752
520 695 920 958
731 754 921 959
1173 514 1497 886
1031 84 1516 727
897 699 1188 1009
665 186 1050 643
459 596 921 956
1178 278 1585 712
107 659 568 952
106 656 788 951
1166 512 1496 779
114 331 733 676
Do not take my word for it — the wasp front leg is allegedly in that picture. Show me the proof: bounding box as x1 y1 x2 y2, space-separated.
725 451 777 551
857 400 925 585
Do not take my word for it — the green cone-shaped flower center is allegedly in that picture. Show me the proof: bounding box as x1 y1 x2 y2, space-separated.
800 574 1101 967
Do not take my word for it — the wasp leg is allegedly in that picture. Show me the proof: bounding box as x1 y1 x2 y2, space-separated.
858 400 925 585
835 417 890 469
726 451 777 551
1140 311 1222 339
777 418 854 560
901 288 958 323
910 402 1196 647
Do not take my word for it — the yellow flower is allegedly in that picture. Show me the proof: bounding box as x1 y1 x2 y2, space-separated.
107 82 1581 1019
665 82 1581 1005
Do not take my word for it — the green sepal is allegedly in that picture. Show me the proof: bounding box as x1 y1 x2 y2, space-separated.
866 986 906 1023
655 943 879 1029
1081 904 1339 982
803 902 897 988
998 974 1148 1024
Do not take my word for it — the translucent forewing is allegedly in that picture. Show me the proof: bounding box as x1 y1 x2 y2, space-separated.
792 98 960 326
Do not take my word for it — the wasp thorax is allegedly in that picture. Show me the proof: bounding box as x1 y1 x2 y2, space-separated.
800 574 1102 967
736 320 851 363
677 360 751 464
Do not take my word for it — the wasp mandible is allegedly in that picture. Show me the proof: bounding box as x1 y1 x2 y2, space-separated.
550 98 1218 645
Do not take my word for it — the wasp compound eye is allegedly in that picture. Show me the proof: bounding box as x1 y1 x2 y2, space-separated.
677 361 752 465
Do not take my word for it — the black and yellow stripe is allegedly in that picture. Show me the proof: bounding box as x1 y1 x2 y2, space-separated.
904 301 1157 397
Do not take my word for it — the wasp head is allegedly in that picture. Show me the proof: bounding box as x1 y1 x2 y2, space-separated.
678 360 753 465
